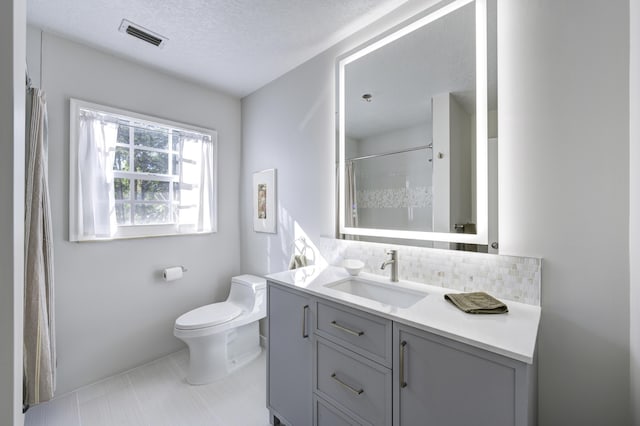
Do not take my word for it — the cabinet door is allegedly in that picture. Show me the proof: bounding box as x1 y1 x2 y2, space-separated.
267 284 313 426
394 324 524 426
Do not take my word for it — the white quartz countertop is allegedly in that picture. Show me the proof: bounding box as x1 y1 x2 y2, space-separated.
266 266 541 364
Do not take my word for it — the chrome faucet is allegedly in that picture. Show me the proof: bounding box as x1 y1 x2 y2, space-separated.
380 249 398 282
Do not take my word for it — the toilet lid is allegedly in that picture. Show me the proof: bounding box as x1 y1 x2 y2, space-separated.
175 302 242 330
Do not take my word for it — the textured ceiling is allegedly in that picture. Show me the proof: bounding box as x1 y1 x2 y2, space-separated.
27 0 409 97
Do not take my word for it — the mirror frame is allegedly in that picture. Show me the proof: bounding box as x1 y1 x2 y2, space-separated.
337 0 488 245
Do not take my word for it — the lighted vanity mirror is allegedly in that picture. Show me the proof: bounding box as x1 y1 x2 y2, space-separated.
337 0 497 248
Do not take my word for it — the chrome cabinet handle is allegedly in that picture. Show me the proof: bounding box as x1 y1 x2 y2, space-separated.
330 320 364 336
302 305 309 338
400 340 407 388
331 373 364 395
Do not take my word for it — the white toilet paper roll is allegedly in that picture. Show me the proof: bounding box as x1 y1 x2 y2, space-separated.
163 266 183 282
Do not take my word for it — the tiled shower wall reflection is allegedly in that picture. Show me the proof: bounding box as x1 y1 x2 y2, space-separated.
317 238 541 306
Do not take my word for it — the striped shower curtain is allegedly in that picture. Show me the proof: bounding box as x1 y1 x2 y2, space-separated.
24 87 56 406
335 161 359 240
345 160 358 228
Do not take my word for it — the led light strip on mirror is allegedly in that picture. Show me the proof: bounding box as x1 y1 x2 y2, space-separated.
338 0 488 245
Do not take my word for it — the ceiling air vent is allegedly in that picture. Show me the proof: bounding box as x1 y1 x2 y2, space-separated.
118 19 168 48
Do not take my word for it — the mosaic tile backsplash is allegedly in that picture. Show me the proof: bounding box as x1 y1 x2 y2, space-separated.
356 186 432 208
316 237 541 306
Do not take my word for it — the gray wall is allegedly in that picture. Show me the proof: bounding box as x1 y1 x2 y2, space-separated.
241 2 436 275
499 1 630 424
242 0 632 423
37 32 243 394
26 25 41 88
0 1 26 425
631 0 640 423
241 48 337 274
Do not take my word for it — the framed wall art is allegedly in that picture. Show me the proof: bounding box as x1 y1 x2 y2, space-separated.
253 168 277 233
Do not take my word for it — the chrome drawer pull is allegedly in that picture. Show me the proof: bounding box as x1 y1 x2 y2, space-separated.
302 305 309 338
400 340 407 388
330 320 364 336
331 373 364 395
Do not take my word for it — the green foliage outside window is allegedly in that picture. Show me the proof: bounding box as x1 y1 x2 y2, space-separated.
114 123 179 226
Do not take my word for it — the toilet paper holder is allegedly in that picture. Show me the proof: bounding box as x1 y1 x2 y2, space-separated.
162 266 188 281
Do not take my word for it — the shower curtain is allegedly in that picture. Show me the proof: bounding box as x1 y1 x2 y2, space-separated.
24 87 56 406
335 161 359 238
345 161 358 228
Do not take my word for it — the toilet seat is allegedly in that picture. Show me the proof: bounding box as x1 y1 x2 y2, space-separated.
175 302 242 330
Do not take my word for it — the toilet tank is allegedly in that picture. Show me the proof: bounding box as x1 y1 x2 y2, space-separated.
228 274 266 312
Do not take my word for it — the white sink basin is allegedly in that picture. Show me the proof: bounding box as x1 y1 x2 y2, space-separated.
325 277 427 308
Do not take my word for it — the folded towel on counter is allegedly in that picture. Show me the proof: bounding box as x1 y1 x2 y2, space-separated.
444 292 508 314
288 254 308 270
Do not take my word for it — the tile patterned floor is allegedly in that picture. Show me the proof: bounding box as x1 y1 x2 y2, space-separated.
25 349 270 426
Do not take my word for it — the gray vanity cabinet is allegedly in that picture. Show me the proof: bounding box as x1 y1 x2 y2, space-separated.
267 283 313 426
267 281 536 426
393 323 536 426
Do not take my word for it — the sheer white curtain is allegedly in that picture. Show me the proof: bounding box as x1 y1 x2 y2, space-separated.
197 138 214 232
76 111 118 239
24 87 56 406
176 134 215 233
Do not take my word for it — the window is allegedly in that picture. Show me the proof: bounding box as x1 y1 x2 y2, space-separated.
70 99 217 241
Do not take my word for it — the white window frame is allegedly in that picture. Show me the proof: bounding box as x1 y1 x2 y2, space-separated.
69 98 218 241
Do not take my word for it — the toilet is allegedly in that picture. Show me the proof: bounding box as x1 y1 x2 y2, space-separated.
173 274 266 385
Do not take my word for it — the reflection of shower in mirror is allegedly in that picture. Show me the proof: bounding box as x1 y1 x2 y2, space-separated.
346 147 433 234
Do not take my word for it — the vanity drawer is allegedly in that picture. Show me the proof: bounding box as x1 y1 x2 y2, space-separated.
314 337 391 426
316 300 392 366
314 395 369 426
